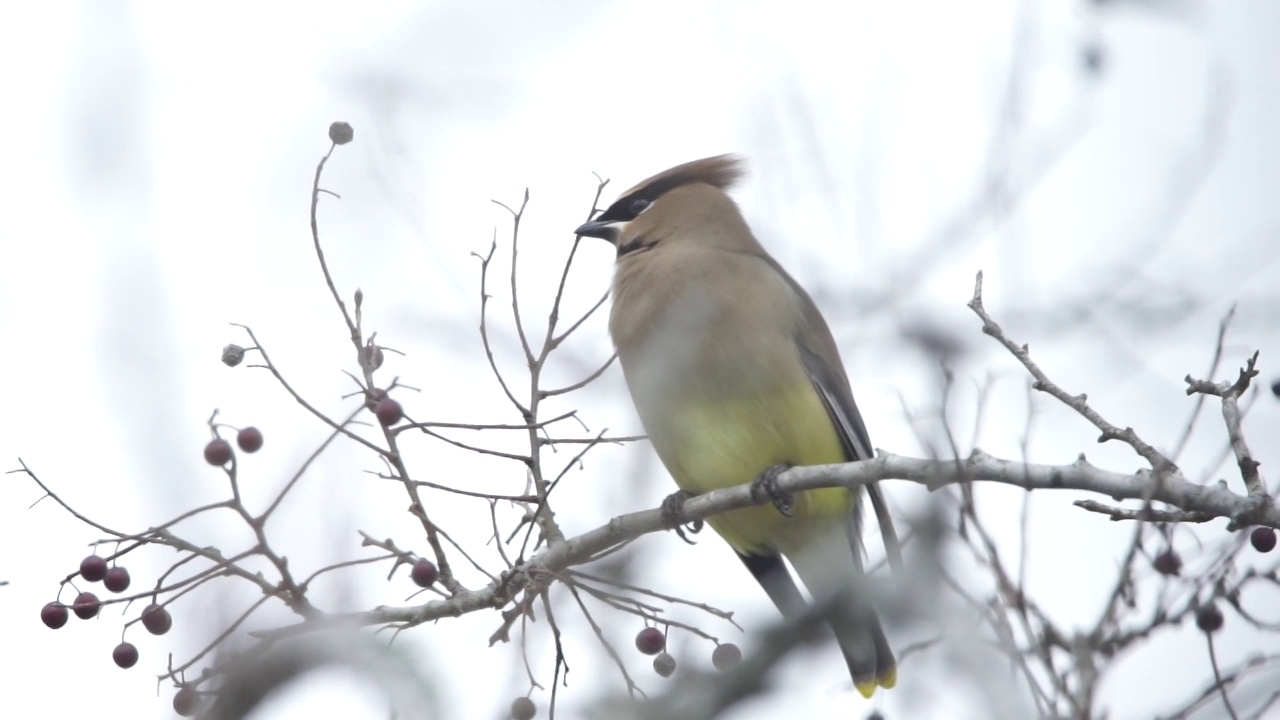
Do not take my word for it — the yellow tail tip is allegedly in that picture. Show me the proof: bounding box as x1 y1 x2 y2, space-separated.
855 669 897 699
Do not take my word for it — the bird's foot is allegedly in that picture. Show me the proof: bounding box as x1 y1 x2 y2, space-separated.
751 463 794 517
660 490 704 545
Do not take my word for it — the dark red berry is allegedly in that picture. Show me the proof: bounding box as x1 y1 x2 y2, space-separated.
41 602 69 629
1251 527 1276 553
1196 603 1224 633
141 603 173 635
73 592 100 620
236 427 264 453
653 652 676 677
80 555 108 582
410 558 439 588
712 643 742 670
510 696 536 720
328 121 354 145
204 438 233 466
104 566 131 593
635 627 665 655
173 688 199 717
1153 549 1182 576
375 397 403 426
113 642 139 669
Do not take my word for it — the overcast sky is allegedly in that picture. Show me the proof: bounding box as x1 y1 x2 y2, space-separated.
2 2 1279 719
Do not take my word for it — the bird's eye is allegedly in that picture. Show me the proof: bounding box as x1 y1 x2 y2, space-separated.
629 198 651 216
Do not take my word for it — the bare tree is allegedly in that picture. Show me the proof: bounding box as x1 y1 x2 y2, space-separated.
14 111 1279 720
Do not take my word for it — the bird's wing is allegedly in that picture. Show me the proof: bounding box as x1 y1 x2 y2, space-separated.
763 255 903 572
798 344 903 571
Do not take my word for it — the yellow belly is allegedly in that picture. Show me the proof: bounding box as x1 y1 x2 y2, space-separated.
653 383 853 554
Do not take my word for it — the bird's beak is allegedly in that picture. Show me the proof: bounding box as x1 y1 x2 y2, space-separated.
574 218 619 243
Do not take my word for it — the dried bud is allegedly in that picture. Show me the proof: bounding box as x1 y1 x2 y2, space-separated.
361 343 384 371
328 121 354 145
222 344 246 367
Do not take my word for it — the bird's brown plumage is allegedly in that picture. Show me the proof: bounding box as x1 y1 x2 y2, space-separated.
578 154 899 697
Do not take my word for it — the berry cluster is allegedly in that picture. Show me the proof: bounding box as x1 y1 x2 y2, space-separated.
39 553 189 712
1150 526 1275 639
37 425 270 716
501 627 744 718
203 426 265 466
633 625 742 681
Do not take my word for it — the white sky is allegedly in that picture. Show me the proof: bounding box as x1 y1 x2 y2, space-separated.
2 1 1279 719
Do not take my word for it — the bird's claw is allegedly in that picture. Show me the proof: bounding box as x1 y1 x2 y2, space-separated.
751 463 794 517
661 490 703 544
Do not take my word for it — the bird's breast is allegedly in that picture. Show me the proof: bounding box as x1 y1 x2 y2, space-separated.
608 249 852 553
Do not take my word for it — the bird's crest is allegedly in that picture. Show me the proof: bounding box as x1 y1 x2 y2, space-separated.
618 154 745 204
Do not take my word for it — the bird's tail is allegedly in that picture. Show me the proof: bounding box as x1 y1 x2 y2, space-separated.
784 520 896 698
830 595 897 698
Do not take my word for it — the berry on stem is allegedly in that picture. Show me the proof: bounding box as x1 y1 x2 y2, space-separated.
173 688 199 717
1251 527 1276 553
1196 603 1224 633
1153 549 1181 576
41 602 69 629
375 397 403 426
141 603 173 635
104 566 131 593
113 642 139 669
653 652 677 678
635 627 665 655
411 558 439 588
510 696 536 720
712 643 742 670
204 438 233 466
73 592 100 620
237 427 264 453
80 555 108 582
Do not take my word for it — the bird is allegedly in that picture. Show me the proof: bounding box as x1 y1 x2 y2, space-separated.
574 154 900 697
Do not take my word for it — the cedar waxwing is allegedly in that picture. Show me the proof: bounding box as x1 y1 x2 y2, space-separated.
575 155 899 698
